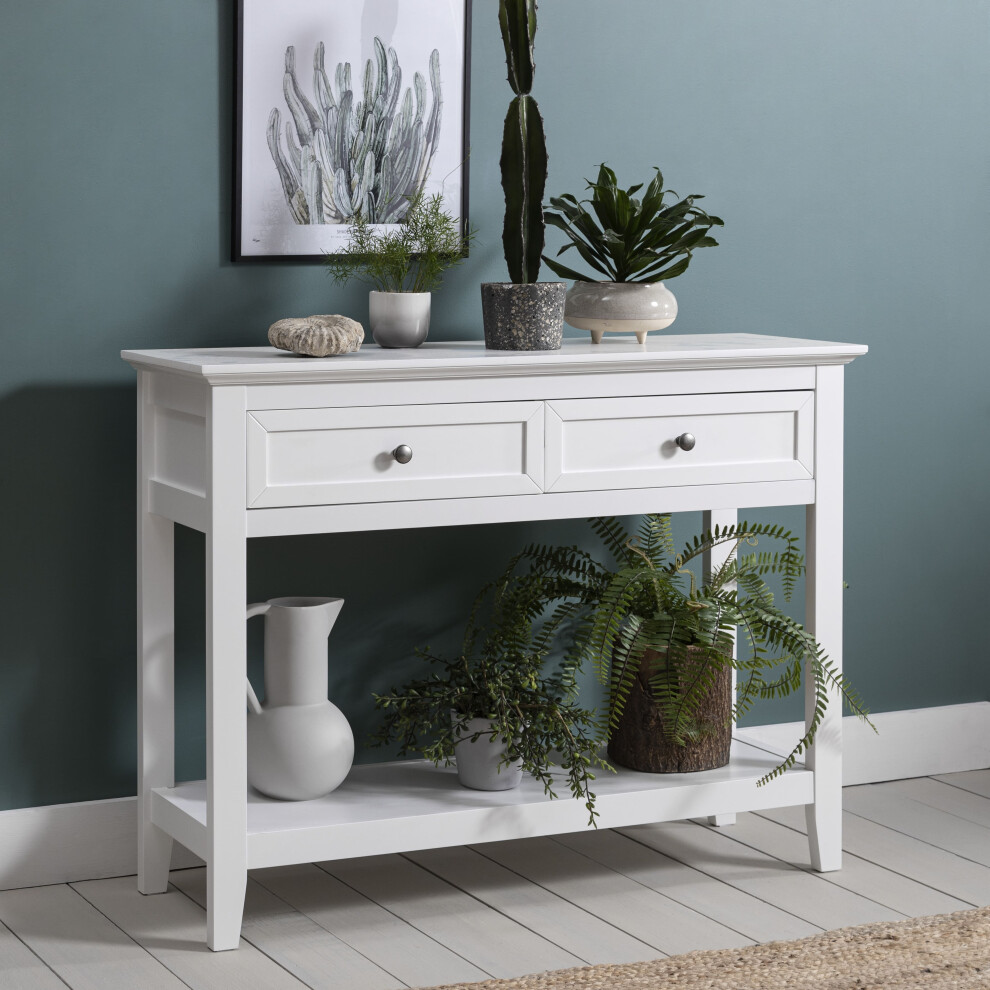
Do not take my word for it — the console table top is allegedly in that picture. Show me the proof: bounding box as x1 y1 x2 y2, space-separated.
122 333 868 384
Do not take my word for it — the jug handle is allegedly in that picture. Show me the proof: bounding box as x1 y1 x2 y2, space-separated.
245 602 270 715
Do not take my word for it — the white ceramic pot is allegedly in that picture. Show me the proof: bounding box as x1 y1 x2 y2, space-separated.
369 291 431 348
564 281 677 344
245 597 355 801
452 716 523 791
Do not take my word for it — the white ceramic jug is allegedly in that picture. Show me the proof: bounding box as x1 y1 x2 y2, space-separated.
245 597 355 800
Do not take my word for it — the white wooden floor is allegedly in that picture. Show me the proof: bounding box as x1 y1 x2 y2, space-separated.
1 771 988 990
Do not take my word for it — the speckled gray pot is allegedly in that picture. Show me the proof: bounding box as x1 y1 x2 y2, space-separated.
481 282 566 350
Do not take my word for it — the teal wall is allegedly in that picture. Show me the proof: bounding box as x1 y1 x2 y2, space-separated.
1 1 987 811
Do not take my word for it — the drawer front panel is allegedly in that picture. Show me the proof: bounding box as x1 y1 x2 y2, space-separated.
247 402 544 508
545 392 814 493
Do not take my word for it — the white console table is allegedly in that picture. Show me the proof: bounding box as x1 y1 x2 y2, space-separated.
123 334 866 950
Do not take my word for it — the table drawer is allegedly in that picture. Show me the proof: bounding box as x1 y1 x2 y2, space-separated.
247 402 544 508
545 392 814 493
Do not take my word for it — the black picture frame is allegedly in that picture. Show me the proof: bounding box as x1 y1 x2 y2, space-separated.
233 0 472 262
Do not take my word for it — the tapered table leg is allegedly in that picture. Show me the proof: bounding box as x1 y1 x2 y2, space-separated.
137 372 174 894
205 386 249 950
704 508 737 829
805 365 845 872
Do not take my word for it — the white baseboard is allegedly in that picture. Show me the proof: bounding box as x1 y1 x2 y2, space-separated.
735 701 990 786
2 702 987 892
0 796 201 892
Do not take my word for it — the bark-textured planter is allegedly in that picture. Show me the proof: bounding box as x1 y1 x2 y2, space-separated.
607 648 732 773
481 282 565 350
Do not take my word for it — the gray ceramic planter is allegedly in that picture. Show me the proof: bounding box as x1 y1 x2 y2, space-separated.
452 717 524 791
481 282 566 350
564 280 678 344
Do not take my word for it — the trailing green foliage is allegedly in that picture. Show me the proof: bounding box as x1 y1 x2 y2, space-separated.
372 564 609 825
543 164 723 283
496 515 874 785
498 0 548 284
324 192 474 293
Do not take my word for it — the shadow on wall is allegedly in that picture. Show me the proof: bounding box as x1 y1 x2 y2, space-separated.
0 384 138 811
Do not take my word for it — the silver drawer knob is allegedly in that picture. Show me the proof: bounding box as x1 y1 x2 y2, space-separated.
675 432 696 451
392 444 413 464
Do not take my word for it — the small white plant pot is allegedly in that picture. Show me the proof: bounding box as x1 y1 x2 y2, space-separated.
369 291 431 348
452 716 524 791
564 281 677 344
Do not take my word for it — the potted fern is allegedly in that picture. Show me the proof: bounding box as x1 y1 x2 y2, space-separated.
543 165 723 344
372 562 607 823
502 515 872 782
480 0 566 351
325 192 472 348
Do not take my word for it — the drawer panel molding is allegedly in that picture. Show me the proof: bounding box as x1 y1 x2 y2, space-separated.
545 392 814 493
247 401 544 508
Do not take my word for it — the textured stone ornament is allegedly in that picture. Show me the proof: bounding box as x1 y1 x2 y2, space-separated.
268 315 364 357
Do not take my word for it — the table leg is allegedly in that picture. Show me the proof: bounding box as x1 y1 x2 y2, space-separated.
137 372 174 895
137 511 174 893
205 386 248 950
704 508 737 829
805 366 844 872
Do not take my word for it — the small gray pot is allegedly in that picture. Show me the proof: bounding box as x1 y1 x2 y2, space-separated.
369 291 431 348
452 716 524 791
481 282 566 350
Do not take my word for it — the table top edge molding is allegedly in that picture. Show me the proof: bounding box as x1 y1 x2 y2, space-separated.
121 335 869 384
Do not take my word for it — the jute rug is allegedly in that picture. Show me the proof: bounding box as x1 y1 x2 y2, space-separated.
418 906 990 989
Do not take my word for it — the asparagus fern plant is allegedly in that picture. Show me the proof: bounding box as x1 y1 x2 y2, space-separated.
324 192 473 293
372 562 609 824
498 0 549 284
499 515 873 784
543 164 723 283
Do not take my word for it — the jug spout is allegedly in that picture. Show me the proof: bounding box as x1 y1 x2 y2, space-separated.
250 596 344 708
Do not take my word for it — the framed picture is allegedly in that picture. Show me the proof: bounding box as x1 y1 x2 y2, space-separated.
234 0 472 261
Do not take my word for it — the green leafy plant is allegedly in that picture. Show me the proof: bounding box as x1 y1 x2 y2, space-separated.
372 564 610 824
498 0 548 284
324 192 473 293
500 515 873 784
543 164 723 283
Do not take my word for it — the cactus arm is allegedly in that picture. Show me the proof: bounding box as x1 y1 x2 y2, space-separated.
424 49 443 162
384 48 402 121
300 146 325 224
501 93 546 283
334 167 354 217
313 42 336 123
266 108 308 224
282 47 320 147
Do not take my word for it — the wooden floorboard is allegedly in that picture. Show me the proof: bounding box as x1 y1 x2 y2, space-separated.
246 862 488 989
71 876 310 990
934 769 990 799
843 781 990 867
0 919 68 990
3 773 989 990
731 811 971 918
554 828 821 944
618 819 905 931
760 804 990 906
404 844 660 965
470 835 754 956
169 868 404 990
318 853 582 980
0 884 190 990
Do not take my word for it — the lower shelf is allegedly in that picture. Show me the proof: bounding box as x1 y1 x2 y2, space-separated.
152 739 813 870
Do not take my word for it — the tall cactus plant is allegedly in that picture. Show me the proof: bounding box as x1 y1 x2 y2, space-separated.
499 0 547 284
